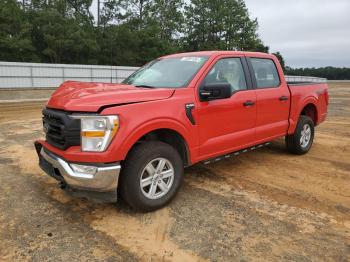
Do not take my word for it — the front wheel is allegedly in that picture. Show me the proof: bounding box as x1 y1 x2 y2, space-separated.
286 115 315 155
119 141 184 211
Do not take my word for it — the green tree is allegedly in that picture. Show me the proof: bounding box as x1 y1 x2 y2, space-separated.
28 1 98 64
184 0 268 52
0 0 39 62
98 0 183 66
100 0 125 27
273 51 285 71
151 0 184 40
120 0 154 30
67 0 94 19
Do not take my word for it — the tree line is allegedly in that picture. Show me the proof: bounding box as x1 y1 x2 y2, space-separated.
285 67 350 80
1 0 269 66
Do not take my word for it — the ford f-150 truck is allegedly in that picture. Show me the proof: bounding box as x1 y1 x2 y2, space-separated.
35 51 328 211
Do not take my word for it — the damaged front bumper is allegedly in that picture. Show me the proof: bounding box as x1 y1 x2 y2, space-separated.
34 142 121 202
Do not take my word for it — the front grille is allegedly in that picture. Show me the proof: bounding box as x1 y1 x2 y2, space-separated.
43 108 80 150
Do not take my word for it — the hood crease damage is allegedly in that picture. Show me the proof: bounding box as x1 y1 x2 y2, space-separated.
47 81 175 112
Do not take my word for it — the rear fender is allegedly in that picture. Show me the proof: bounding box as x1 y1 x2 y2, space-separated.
288 96 318 135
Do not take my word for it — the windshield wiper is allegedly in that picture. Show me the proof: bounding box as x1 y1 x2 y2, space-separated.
135 85 156 89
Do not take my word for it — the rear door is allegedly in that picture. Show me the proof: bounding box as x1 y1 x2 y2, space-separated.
247 57 290 141
196 55 257 160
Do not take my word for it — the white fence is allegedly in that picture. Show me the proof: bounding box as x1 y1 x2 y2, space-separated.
0 61 139 89
285 75 327 83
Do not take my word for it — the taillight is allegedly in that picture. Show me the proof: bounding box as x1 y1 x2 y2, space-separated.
325 89 329 105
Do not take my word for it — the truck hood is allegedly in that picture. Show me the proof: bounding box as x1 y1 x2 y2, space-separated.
47 81 175 112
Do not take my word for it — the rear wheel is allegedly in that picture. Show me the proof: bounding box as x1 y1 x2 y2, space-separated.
119 141 184 211
286 115 314 155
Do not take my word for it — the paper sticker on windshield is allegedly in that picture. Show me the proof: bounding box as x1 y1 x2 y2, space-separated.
180 57 204 63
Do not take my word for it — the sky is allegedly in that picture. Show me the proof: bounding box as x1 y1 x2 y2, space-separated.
244 0 350 68
90 0 350 68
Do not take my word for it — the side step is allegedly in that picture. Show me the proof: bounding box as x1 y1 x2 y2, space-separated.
202 142 271 165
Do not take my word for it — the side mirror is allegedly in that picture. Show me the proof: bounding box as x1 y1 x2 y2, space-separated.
199 83 232 101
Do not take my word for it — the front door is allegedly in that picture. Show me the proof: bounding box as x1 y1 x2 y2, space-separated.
196 56 257 160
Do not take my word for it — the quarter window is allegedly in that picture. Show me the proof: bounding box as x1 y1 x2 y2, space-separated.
203 58 247 93
250 58 280 88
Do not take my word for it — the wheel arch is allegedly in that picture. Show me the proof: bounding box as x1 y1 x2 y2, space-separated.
118 120 193 167
299 102 318 125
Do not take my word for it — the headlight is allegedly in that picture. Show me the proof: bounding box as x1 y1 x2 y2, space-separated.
72 115 119 152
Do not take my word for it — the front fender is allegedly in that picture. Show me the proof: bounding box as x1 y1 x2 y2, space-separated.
111 118 196 163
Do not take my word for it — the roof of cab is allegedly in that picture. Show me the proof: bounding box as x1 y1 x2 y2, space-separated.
161 50 272 59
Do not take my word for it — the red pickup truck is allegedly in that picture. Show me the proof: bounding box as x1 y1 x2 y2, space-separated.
35 51 328 211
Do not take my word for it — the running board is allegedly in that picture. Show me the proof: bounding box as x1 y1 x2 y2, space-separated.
202 142 271 165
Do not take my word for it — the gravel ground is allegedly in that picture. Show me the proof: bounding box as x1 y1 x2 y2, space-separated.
0 83 349 261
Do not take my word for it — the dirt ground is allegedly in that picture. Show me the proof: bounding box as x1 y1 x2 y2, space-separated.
0 82 349 261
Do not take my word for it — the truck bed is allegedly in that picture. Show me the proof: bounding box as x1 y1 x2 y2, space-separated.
287 81 325 86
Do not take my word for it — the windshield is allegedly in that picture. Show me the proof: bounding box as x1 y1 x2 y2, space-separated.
123 56 209 88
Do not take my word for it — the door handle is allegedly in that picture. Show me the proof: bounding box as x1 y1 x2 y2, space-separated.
243 100 255 107
279 96 289 101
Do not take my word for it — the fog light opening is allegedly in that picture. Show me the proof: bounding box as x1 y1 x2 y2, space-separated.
70 163 98 176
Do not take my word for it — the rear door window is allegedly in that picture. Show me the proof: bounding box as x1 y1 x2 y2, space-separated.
250 58 280 88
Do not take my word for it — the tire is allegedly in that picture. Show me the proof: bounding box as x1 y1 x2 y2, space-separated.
285 115 314 155
119 141 184 212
